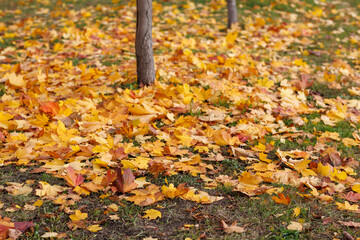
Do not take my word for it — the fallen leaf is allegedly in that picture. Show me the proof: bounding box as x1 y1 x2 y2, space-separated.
272 193 291 205
87 224 102 232
112 167 138 193
41 232 59 238
6 72 26 87
35 182 64 198
287 221 303 231
221 220 246 233
62 166 84 188
336 201 359 212
142 209 161 220
293 207 300 217
345 191 360 202
127 184 165 206
69 210 88 222
161 183 189 199
339 221 360 228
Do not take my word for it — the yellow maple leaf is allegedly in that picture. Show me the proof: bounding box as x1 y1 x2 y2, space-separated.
194 146 209 153
33 199 43 207
311 7 323 17
161 184 178 199
142 209 161 220
134 177 151 188
53 42 63 52
320 131 340 141
5 182 32 196
35 181 64 197
226 31 238 45
324 71 336 82
352 184 360 193
92 158 109 168
128 104 152 115
108 203 119 212
6 72 26 87
212 130 237 146
238 171 263 185
256 77 274 88
293 160 316 177
161 183 189 199
87 224 102 232
259 153 272 163
30 114 49 127
69 210 88 221
293 207 301 217
327 103 347 121
293 59 307 67
317 162 332 177
331 169 347 181
174 129 193 147
181 188 223 204
0 111 14 129
73 186 90 196
336 201 359 212
342 138 358 147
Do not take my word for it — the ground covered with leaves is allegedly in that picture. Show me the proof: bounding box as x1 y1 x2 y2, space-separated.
1 0 360 239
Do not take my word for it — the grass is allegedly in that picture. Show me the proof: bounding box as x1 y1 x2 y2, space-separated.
299 119 356 139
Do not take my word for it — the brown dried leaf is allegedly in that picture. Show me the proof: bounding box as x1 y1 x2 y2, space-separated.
221 220 246 233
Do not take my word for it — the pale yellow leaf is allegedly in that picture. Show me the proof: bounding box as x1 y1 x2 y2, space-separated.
87 224 102 232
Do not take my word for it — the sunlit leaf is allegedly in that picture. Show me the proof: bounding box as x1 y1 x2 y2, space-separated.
142 209 162 220
69 210 88 222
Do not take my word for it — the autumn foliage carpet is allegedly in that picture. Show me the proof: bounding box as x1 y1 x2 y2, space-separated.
1 0 360 239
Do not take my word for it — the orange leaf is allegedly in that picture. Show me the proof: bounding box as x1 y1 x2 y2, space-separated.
213 130 232 146
272 193 291 205
102 169 117 187
39 101 60 116
0 225 10 239
127 184 165 206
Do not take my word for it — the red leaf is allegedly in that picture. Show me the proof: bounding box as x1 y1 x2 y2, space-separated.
236 133 250 143
63 166 84 187
0 132 5 142
296 74 313 90
113 147 128 160
112 167 137 194
102 169 117 187
345 191 360 203
14 221 34 233
121 168 138 193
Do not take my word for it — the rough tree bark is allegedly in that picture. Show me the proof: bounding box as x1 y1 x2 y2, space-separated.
227 0 238 29
136 0 155 86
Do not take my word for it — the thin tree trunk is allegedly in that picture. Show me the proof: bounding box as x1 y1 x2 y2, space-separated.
136 0 155 86
227 0 238 29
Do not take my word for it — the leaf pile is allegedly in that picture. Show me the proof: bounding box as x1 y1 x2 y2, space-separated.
0 0 360 238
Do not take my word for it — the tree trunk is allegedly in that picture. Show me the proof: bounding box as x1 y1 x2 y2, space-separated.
136 0 155 86
227 0 238 29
